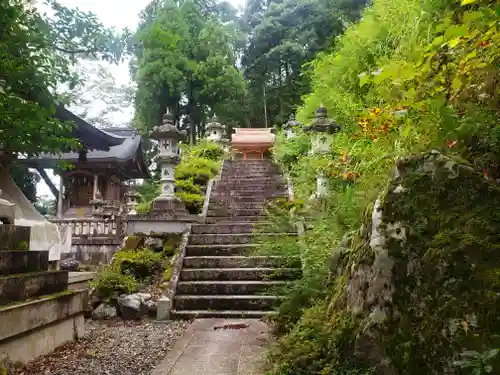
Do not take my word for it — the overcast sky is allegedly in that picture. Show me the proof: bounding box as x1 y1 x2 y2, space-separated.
36 0 245 198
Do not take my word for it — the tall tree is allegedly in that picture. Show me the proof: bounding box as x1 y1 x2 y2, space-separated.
241 0 368 127
0 0 128 158
132 0 246 143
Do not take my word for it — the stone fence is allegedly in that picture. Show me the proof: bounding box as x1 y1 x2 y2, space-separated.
50 217 126 239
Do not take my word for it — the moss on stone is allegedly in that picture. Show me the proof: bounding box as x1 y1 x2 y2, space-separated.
270 152 500 375
123 236 144 250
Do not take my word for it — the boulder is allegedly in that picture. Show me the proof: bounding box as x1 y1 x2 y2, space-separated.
92 303 117 320
117 293 151 320
328 151 500 374
60 258 80 271
144 237 163 252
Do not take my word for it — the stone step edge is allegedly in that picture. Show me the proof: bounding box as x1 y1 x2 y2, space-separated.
170 310 276 318
186 244 259 248
189 233 297 237
182 267 301 272
183 256 291 260
177 280 288 285
175 295 282 300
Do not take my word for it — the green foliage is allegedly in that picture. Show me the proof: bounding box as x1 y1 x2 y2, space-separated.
176 191 204 213
264 0 500 373
0 0 127 157
189 140 226 161
90 268 139 300
241 0 369 127
175 157 219 185
133 0 246 141
113 249 164 280
454 348 500 375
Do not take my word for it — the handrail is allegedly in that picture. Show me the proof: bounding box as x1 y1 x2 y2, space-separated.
50 217 126 238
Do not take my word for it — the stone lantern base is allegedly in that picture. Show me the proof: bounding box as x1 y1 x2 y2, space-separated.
152 196 188 215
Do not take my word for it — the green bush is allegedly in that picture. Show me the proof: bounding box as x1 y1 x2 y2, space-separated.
176 191 204 214
176 178 202 194
135 201 152 214
175 157 219 184
113 249 164 280
90 268 139 300
189 140 225 161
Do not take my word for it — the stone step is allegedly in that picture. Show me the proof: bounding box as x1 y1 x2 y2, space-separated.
186 244 258 257
170 309 275 319
209 201 267 210
205 216 267 224
0 271 68 306
213 183 287 191
183 256 298 269
176 280 287 295
188 233 295 245
0 226 31 250
191 223 287 234
174 295 280 311
207 208 264 217
180 267 301 281
211 189 287 196
210 194 287 202
0 251 49 276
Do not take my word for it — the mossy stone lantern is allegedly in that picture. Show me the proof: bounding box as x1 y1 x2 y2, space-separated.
206 115 229 149
283 113 302 139
304 105 341 154
150 109 188 213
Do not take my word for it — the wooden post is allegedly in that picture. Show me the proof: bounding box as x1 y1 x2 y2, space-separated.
93 174 99 200
57 175 64 219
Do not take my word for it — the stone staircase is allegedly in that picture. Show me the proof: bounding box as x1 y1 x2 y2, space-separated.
0 225 86 364
171 159 301 319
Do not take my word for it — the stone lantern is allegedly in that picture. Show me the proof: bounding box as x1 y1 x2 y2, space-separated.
305 105 341 199
304 105 341 154
283 113 302 139
150 109 188 214
125 183 140 215
206 115 229 149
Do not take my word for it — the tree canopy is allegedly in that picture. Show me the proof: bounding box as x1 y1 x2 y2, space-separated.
0 0 128 157
132 0 247 143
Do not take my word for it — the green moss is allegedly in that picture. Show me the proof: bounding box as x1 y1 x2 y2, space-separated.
0 290 75 310
17 240 28 251
123 236 144 250
162 265 173 281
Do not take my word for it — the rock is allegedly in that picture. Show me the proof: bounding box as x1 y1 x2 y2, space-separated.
92 303 117 320
146 300 158 317
144 237 163 252
117 293 150 320
330 150 500 374
60 258 80 271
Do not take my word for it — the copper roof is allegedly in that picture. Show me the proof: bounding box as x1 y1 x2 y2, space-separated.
231 128 275 147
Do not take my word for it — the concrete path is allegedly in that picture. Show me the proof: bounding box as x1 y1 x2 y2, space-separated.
151 319 270 375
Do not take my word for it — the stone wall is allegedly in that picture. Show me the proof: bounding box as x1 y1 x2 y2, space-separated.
62 238 122 265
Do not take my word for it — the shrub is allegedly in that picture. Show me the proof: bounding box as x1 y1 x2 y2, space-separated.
113 249 164 280
176 191 204 214
189 140 225 161
91 268 139 300
175 157 219 184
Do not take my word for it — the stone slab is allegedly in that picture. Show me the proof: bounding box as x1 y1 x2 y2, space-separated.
0 250 49 276
0 270 68 306
0 289 85 341
0 313 84 364
151 319 269 375
0 225 30 250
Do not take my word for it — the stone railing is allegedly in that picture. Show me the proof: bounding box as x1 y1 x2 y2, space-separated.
50 217 126 239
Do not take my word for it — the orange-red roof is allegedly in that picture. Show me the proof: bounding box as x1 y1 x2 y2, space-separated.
231 128 275 147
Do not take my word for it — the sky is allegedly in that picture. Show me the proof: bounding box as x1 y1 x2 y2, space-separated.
36 0 245 198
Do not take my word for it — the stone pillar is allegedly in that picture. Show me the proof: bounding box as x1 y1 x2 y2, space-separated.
150 109 188 214
283 113 302 139
57 175 64 219
304 105 341 198
93 174 99 200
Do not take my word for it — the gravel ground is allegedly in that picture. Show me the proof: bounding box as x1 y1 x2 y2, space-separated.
11 319 189 375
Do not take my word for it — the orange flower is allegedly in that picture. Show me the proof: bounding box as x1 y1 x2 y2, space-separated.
340 152 349 163
448 140 458 148
370 107 383 117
